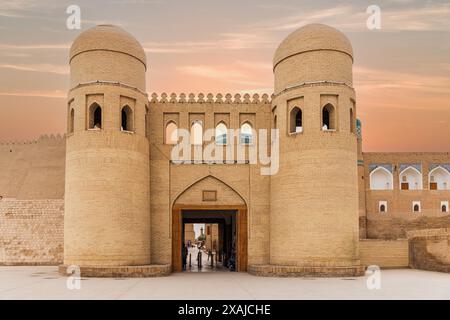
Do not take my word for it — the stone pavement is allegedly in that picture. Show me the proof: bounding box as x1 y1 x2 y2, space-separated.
0 266 449 300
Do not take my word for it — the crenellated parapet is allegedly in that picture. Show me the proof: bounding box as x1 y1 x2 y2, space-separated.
0 134 66 146
150 93 273 104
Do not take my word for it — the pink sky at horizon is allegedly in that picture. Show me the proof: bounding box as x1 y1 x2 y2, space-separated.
0 0 449 152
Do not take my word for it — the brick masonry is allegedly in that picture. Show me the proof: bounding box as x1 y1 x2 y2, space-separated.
0 199 64 265
407 228 450 273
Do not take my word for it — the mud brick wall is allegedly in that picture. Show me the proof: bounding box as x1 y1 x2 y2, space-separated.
0 199 64 265
408 228 450 273
359 239 409 268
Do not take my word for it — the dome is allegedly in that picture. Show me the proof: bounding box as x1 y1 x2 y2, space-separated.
69 24 147 67
273 24 353 68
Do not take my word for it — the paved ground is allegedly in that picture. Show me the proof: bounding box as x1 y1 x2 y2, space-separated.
0 266 449 300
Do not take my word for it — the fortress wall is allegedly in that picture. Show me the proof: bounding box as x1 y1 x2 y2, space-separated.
359 239 409 268
0 135 66 200
0 135 65 265
363 153 450 239
0 199 64 265
408 228 450 273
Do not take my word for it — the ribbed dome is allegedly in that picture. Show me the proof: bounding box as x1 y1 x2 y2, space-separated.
273 24 353 68
69 25 146 67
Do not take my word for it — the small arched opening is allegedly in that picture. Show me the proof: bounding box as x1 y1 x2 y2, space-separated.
191 120 203 145
88 103 102 129
289 107 303 133
165 121 178 144
215 122 228 145
121 105 133 132
322 103 336 130
69 108 74 134
350 108 355 133
240 122 253 145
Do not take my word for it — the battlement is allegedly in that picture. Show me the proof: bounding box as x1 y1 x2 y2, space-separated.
0 134 66 146
149 92 273 104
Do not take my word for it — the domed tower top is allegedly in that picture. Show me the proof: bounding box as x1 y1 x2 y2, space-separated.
273 23 353 68
69 24 147 91
273 24 354 93
70 24 147 67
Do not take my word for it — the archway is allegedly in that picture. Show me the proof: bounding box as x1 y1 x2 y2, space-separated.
171 176 248 272
400 166 423 190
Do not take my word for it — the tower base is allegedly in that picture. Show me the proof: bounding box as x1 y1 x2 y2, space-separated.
248 264 366 277
58 264 171 278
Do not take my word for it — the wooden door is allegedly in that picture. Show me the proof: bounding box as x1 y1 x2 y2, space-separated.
172 208 182 272
401 183 409 190
237 208 248 272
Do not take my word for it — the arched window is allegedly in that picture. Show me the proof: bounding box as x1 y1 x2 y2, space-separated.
442 204 448 213
413 204 420 212
289 107 303 133
429 166 450 190
121 105 133 132
370 167 394 190
215 122 227 145
165 121 178 144
380 204 386 212
69 108 74 134
400 167 423 190
191 120 203 145
240 122 253 145
350 108 355 133
88 103 102 129
322 103 336 130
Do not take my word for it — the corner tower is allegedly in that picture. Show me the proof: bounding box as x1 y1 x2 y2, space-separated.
63 25 159 274
267 24 363 276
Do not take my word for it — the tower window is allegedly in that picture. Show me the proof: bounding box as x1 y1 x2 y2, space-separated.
191 120 203 145
69 108 74 134
350 108 355 133
88 103 102 129
322 103 336 130
121 105 133 132
289 107 303 133
165 121 178 144
240 122 253 145
215 122 228 145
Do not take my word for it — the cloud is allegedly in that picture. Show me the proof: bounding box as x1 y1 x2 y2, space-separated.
0 63 69 75
259 3 450 32
0 43 70 50
143 32 276 54
354 66 450 111
0 90 65 98
177 65 267 87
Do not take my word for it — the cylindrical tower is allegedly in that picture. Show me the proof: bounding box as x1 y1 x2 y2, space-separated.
269 24 363 276
64 25 151 268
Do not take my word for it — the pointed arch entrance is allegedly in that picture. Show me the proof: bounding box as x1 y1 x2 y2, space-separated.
171 176 248 272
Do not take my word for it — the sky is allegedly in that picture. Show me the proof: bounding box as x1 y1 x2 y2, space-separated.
0 0 449 152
